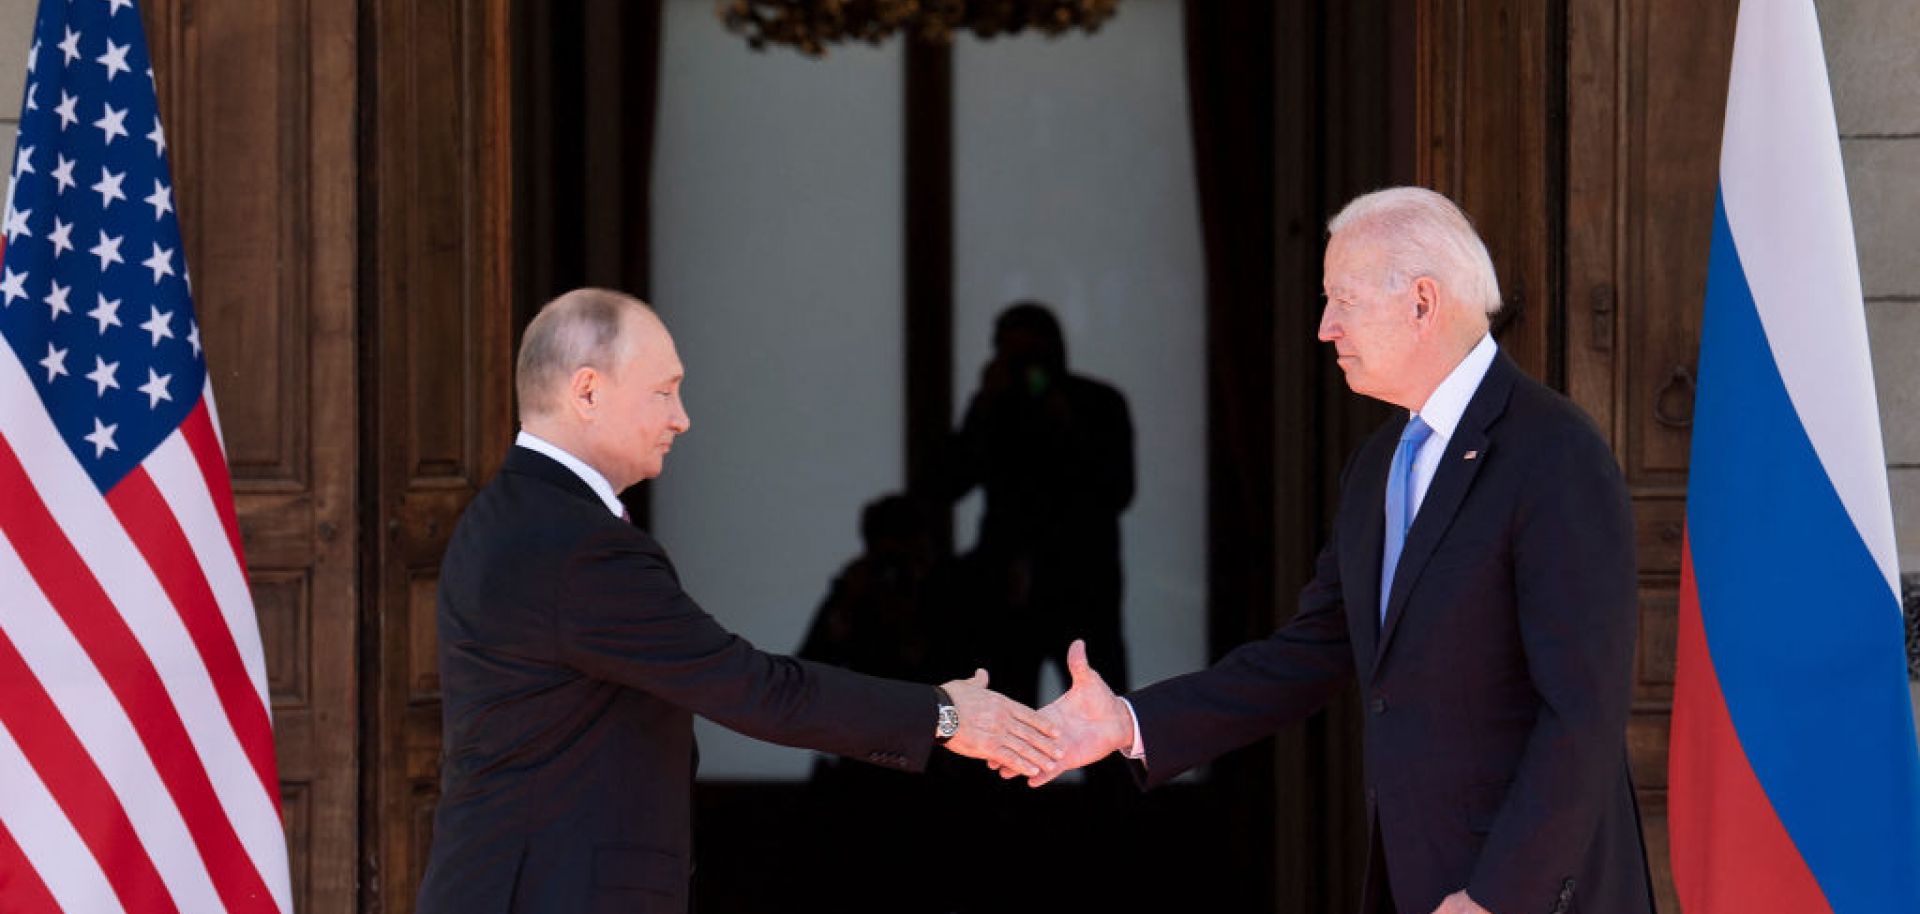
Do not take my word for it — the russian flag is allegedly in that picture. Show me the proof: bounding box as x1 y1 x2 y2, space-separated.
1667 2 1920 912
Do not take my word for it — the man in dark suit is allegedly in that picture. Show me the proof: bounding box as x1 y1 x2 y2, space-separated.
416 289 1062 914
1026 188 1654 914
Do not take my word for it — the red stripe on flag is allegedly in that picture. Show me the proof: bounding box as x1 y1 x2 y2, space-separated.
0 801 75 914
0 435 278 914
107 466 279 801
0 630 178 914
179 399 247 571
1669 534 1831 913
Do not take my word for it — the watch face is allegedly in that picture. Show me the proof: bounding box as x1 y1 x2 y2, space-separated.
937 706 960 739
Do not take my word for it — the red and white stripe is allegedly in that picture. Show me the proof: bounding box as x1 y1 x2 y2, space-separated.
0 341 290 913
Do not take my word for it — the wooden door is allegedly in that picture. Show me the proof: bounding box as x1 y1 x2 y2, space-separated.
140 0 360 910
142 1 517 909
1563 0 1738 909
143 1 361 910
362 0 517 910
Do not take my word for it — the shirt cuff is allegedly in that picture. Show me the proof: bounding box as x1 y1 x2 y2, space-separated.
1120 697 1146 760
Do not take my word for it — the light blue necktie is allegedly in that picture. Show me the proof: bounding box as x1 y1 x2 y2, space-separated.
1380 415 1434 624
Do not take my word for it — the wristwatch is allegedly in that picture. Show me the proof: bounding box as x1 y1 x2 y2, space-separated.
933 686 960 742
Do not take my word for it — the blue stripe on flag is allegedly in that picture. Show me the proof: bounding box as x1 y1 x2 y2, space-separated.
1689 190 1920 913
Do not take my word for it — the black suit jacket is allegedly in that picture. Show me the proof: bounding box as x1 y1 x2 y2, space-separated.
1129 353 1653 914
416 447 938 914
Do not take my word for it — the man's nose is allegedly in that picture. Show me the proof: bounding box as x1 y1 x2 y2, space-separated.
1317 304 1340 341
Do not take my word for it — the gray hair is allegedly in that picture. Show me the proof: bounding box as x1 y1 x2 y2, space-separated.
1327 187 1503 316
515 288 649 418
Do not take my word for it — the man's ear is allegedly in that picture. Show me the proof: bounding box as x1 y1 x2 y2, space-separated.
1411 276 1441 325
567 366 600 417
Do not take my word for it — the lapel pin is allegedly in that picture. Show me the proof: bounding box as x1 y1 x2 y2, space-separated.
1463 450 1479 461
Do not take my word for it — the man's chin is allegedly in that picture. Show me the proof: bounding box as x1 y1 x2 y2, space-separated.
628 459 663 485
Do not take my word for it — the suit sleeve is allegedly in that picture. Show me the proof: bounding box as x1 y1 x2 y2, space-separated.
552 529 939 772
1125 512 1355 789
1466 427 1639 913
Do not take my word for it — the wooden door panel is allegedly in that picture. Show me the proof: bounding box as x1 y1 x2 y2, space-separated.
367 0 516 909
1417 0 1557 379
163 1 311 486
1616 0 1735 486
142 0 360 911
1566 0 1740 910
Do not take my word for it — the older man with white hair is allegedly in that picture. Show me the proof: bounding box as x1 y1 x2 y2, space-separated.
416 288 1062 914
1031 188 1653 914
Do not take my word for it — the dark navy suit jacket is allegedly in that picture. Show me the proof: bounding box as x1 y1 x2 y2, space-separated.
416 447 937 914
1130 353 1654 914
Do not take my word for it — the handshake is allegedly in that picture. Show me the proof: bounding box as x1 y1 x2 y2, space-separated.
937 640 1132 786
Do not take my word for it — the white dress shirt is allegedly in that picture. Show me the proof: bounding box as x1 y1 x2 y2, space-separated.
515 429 626 518
1120 334 1499 763
1400 333 1498 520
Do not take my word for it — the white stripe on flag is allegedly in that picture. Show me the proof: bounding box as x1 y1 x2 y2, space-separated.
204 381 226 457
0 341 288 912
144 427 291 909
0 719 132 914
147 427 272 711
1718 0 1899 597
0 531 224 914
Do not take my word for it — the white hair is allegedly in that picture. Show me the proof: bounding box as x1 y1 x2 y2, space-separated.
515 288 651 418
1327 186 1503 316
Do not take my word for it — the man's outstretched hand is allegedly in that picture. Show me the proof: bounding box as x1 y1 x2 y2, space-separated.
940 669 1063 778
1007 639 1134 787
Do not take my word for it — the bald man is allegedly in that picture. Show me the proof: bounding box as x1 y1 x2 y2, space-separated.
1031 189 1653 914
416 289 1061 914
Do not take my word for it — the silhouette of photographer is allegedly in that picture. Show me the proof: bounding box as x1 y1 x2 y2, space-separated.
947 301 1135 708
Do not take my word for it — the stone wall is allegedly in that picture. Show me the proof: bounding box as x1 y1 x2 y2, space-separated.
1 0 35 183
1819 0 1920 678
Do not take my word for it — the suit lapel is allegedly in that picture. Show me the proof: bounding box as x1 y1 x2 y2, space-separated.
1374 353 1518 665
1342 421 1398 667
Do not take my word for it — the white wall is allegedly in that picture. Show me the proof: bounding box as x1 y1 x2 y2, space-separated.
951 0 1207 698
650 0 1206 780
651 0 905 779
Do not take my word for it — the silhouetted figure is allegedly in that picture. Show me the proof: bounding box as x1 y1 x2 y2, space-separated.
799 494 971 683
796 494 968 914
928 302 1140 914
948 302 1135 708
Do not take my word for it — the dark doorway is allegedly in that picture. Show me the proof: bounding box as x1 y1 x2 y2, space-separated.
507 2 1416 910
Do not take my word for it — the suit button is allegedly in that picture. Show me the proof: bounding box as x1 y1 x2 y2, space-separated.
1369 697 1387 714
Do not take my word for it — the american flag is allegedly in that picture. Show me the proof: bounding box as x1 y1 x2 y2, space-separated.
0 1 291 912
